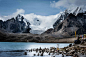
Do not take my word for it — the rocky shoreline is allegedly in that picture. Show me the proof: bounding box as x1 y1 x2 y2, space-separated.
0 42 86 57
23 43 86 57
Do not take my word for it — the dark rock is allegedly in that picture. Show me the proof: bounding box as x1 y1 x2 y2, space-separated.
73 54 79 57
34 54 36 56
69 44 72 47
40 53 43 56
74 40 81 44
74 37 81 44
29 50 30 52
31 49 32 52
24 52 27 55
62 54 64 57
49 52 50 55
37 53 39 56
39 50 41 53
53 56 55 57
39 47 42 50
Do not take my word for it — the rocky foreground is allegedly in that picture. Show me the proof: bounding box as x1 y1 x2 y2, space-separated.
1 43 86 57
23 43 86 57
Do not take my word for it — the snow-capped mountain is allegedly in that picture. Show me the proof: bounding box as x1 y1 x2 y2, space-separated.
45 7 86 38
53 7 86 28
66 7 86 16
0 14 31 33
0 7 86 34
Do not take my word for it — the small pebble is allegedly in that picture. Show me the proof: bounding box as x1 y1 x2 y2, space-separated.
24 52 27 55
34 54 36 56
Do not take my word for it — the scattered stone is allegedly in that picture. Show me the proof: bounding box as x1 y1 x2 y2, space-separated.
53 56 55 57
73 54 79 57
29 50 30 52
66 53 73 56
24 52 27 55
40 53 43 56
69 44 72 47
34 54 36 56
26 43 86 57
62 54 64 57
31 49 32 52
37 53 39 56
39 47 42 50
39 50 41 53
49 52 50 55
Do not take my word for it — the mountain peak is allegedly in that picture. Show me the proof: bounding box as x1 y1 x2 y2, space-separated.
66 7 86 16
53 7 86 28
15 14 24 22
0 14 31 33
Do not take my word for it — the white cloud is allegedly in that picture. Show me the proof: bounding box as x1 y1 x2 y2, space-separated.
50 0 86 9
13 9 25 16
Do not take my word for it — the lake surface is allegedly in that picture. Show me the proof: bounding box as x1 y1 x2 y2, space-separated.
0 42 72 57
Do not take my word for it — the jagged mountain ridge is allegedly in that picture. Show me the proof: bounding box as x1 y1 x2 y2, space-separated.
0 14 31 33
53 7 86 28
51 12 86 38
43 7 86 38
0 7 85 35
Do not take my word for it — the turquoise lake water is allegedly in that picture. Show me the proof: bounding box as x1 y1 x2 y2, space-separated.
0 42 72 57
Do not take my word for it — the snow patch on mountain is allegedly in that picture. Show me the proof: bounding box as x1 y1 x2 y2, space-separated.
21 13 59 34
66 6 86 15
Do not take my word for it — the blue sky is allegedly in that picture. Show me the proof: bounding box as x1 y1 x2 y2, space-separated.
0 0 66 16
0 0 86 16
